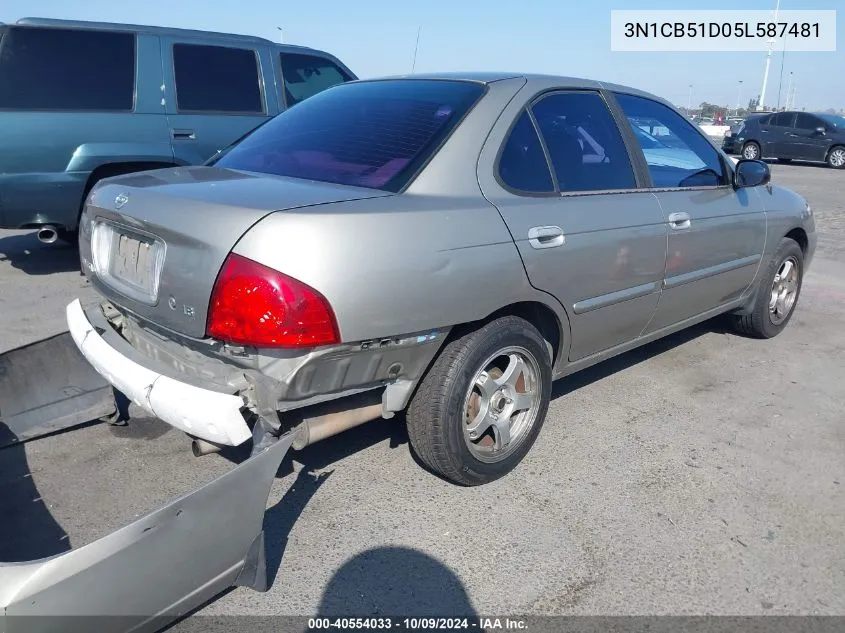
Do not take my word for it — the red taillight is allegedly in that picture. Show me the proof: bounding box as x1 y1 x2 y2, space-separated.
207 253 339 348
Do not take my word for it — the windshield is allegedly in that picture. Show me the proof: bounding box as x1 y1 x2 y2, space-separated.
214 79 485 192
818 113 845 129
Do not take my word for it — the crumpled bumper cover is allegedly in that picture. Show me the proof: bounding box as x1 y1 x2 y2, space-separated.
0 431 294 633
66 299 251 446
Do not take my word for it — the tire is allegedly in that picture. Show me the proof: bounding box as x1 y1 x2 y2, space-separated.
406 316 552 486
742 141 761 161
826 146 845 169
733 238 803 339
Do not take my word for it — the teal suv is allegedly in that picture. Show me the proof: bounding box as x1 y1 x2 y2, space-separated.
0 18 355 242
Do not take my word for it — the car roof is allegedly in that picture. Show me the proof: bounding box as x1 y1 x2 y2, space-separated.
355 71 668 104
13 17 328 55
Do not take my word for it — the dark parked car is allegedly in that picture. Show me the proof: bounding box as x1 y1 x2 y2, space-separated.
724 110 845 168
0 18 355 242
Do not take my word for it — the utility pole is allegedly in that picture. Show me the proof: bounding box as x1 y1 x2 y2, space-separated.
411 26 422 73
776 35 787 110
736 80 743 115
276 26 283 44
787 73 796 110
687 84 693 113
758 0 782 110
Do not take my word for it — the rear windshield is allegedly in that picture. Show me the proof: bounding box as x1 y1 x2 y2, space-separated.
214 79 485 192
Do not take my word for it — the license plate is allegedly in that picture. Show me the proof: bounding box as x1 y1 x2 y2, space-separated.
111 233 156 292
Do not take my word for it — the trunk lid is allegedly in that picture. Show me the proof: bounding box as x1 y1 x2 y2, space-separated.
80 166 392 338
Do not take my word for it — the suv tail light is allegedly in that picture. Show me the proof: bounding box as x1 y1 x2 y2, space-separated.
207 253 339 348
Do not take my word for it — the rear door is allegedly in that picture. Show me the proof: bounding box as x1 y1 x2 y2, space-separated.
786 113 830 161
160 37 273 165
760 112 795 157
613 93 766 333
481 89 667 361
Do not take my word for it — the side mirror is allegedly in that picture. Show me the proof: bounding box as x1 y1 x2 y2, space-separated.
815 126 826 135
734 159 771 188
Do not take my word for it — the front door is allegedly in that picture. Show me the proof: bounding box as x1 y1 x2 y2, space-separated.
160 37 272 165
613 93 767 333
785 113 831 161
480 90 667 361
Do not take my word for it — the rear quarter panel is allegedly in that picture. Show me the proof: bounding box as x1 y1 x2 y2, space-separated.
232 194 553 343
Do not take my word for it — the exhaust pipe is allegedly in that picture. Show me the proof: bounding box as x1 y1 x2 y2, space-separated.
37 225 59 244
291 391 385 450
191 437 224 457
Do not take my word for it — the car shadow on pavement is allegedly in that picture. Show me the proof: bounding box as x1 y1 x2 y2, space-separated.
0 231 81 275
552 317 729 399
0 423 72 562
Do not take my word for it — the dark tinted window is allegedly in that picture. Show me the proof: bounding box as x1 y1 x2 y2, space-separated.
757 114 772 125
770 112 794 127
616 93 726 188
215 79 484 192
281 53 352 106
0 26 135 111
819 113 845 129
173 44 262 113
498 111 554 192
795 113 822 130
531 92 635 193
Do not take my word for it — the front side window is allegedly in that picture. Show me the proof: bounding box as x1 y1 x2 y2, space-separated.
818 113 845 130
173 43 263 113
794 113 822 130
498 111 554 193
616 93 727 188
280 53 352 107
530 92 636 193
0 26 135 111
215 79 484 192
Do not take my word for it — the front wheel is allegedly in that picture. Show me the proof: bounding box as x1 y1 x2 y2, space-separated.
732 238 803 338
742 141 761 160
827 146 845 169
406 316 552 486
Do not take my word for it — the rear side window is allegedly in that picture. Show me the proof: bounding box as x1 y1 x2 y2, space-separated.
173 43 263 113
616 93 727 188
770 112 794 127
498 111 554 193
531 92 636 193
0 26 135 111
215 79 484 192
280 52 352 107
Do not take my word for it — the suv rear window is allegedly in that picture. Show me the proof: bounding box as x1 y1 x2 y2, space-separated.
0 26 135 111
280 52 352 106
214 79 485 192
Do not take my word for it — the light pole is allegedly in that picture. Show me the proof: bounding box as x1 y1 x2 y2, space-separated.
758 0 782 110
736 80 743 115
786 72 794 109
687 84 693 114
276 26 283 44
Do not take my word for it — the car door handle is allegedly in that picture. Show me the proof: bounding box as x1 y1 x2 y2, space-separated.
528 226 565 249
171 129 196 140
668 212 691 230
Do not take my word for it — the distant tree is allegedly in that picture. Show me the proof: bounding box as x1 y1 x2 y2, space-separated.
747 96 760 111
825 107 837 114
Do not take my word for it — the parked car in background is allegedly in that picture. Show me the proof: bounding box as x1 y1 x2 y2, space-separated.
727 110 845 168
69 73 815 487
0 18 355 242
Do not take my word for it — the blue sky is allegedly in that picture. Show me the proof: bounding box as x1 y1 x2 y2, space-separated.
2 0 842 110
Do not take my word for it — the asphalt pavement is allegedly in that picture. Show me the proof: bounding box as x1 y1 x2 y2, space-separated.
1 162 843 618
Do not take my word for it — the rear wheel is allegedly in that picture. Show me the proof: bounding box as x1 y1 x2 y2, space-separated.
732 238 803 338
827 146 845 169
742 141 761 160
406 316 552 486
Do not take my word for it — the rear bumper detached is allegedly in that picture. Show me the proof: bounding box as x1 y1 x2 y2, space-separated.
0 418 294 633
66 299 251 446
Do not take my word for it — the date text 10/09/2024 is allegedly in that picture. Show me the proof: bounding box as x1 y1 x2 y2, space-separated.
624 22 820 39
307 617 528 630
